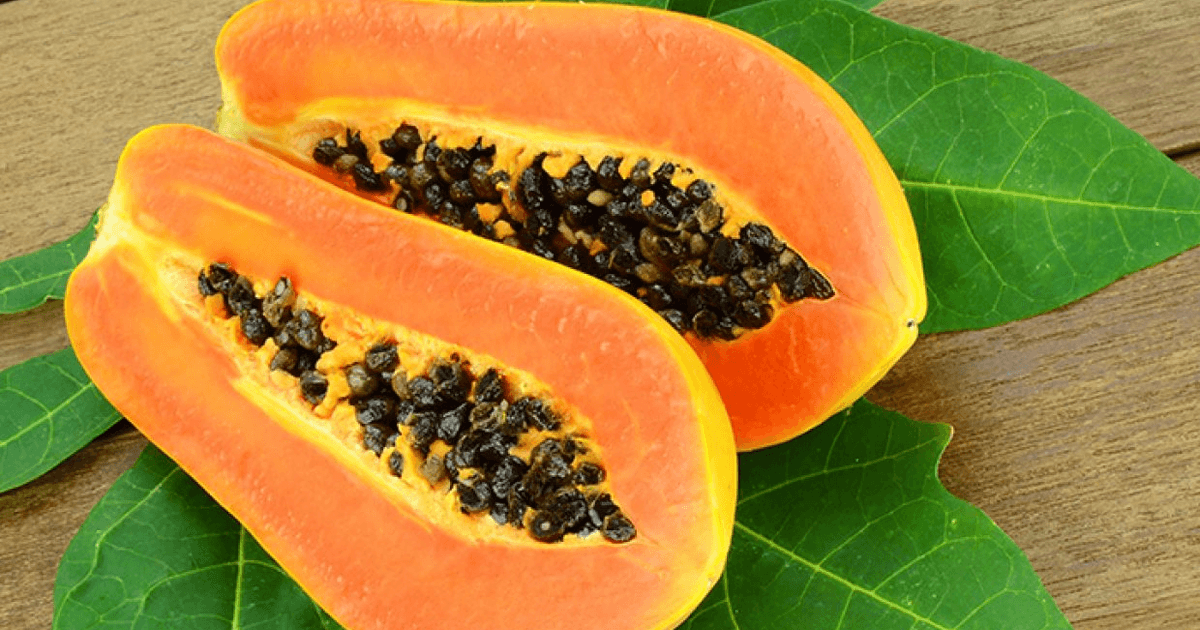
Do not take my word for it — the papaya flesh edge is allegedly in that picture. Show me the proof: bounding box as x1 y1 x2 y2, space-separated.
64 125 736 630
214 0 928 451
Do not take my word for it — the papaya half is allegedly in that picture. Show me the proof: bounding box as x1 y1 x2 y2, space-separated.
213 0 927 451
64 124 736 630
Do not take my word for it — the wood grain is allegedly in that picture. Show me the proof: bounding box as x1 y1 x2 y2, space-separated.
0 0 239 259
0 0 1197 629
875 0 1200 155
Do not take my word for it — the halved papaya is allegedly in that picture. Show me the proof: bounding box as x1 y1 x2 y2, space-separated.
214 0 927 451
64 124 735 630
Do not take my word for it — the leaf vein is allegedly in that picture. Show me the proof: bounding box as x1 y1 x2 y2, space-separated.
58 467 190 616
735 523 953 630
738 437 942 506
0 381 106 447
723 571 741 630
901 180 1196 215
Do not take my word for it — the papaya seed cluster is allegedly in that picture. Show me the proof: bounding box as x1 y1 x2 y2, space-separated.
313 126 834 341
198 263 636 544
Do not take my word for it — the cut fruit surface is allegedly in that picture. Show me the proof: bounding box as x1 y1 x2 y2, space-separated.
216 0 927 450
65 124 735 630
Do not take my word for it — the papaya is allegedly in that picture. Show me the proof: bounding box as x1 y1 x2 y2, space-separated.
64 124 736 630
213 0 927 451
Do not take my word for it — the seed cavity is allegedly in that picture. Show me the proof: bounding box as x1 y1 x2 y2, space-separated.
311 126 833 342
198 262 635 545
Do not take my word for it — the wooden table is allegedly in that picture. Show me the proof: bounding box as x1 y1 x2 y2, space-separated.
2 0 1197 627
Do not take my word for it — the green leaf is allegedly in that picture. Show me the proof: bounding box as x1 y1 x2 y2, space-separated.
666 0 767 18
0 212 97 314
0 347 121 493
839 0 884 8
680 400 1069 629
668 0 883 19
578 0 670 8
54 445 342 630
54 403 1065 630
478 0 887 20
715 0 1200 333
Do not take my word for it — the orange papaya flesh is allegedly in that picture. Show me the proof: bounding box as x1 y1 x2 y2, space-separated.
65 124 736 630
215 0 927 451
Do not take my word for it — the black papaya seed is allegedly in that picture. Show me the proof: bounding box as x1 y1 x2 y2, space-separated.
601 512 637 543
345 363 380 399
388 451 404 477
472 368 506 404
364 342 399 374
312 138 344 166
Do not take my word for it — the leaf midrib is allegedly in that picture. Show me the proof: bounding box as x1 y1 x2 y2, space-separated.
901 180 1196 214
232 528 247 630
0 266 69 295
734 523 953 630
0 377 105 449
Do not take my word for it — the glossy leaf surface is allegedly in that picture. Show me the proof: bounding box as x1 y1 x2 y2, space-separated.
667 0 882 18
0 213 96 314
53 445 342 630
0 347 121 493
679 400 1070 629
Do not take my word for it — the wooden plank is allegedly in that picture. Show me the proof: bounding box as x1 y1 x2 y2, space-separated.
0 1 1197 629
0 0 247 259
0 302 69 372
876 0 1200 154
